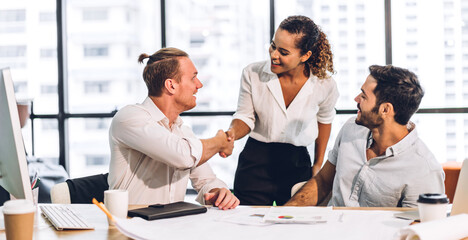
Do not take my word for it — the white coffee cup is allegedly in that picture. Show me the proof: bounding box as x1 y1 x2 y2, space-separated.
104 189 128 225
417 193 449 222
3 199 36 240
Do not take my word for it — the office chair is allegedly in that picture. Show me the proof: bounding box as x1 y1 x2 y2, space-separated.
291 181 307 197
51 173 109 204
442 161 464 203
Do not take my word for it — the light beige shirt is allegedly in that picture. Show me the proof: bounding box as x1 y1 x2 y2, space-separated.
328 117 445 208
108 97 228 204
233 61 339 146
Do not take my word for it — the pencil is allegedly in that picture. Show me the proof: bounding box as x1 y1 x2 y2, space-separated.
92 198 115 222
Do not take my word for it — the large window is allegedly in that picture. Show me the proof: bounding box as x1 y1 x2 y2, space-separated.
166 0 270 111
0 0 58 162
66 0 154 114
65 0 161 177
68 118 110 177
0 0 466 182
275 0 386 109
392 0 447 108
391 0 468 162
165 0 269 187
275 0 386 167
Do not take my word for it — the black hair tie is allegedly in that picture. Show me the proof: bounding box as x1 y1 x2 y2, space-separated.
148 55 155 63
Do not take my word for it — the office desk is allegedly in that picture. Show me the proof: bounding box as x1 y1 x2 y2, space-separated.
0 204 132 240
0 205 414 240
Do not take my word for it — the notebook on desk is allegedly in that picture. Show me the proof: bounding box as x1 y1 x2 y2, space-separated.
394 159 468 220
127 201 207 220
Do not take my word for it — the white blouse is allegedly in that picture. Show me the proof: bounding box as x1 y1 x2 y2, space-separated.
233 61 339 147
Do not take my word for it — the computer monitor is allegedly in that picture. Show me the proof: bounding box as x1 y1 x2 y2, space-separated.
0 68 33 201
451 159 468 215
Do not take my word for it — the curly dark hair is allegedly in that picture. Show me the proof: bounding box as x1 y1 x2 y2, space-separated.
279 15 334 79
138 47 188 97
369 65 424 125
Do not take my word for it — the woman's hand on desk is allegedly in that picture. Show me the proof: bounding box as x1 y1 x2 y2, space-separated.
204 188 240 210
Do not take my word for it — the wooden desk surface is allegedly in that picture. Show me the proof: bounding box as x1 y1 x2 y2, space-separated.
0 205 151 240
0 205 416 240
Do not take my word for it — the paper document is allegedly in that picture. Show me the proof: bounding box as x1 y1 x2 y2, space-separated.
112 208 411 240
115 217 155 240
398 213 468 240
217 206 271 226
262 206 332 224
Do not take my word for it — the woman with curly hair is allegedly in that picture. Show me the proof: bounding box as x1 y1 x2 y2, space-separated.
225 15 339 205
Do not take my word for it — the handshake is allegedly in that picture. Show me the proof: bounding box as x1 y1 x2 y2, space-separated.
213 129 236 158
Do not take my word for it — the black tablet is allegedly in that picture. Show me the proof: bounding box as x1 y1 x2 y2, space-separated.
127 201 207 220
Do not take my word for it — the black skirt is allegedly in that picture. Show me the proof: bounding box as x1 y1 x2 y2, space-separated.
233 137 312 206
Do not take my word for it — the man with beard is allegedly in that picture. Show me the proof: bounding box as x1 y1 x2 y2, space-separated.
285 65 444 207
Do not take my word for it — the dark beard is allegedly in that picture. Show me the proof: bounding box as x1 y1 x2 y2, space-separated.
355 105 383 129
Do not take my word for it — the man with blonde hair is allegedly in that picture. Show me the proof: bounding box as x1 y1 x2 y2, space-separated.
109 48 239 210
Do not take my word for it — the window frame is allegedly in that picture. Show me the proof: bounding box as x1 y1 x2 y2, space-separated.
26 0 468 172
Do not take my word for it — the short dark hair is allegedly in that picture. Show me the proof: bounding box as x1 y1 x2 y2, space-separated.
369 65 424 125
138 47 189 97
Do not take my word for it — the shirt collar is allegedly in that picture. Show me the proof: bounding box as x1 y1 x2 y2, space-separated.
367 122 418 157
262 60 276 76
142 97 184 128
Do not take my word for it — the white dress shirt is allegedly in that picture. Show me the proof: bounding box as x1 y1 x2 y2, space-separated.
328 117 445 207
108 97 228 205
233 61 339 146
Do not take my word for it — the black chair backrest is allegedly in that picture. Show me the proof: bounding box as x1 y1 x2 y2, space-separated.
66 173 109 203
0 186 10 206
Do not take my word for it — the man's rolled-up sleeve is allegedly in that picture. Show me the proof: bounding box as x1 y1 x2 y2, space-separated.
111 108 203 170
189 163 229 205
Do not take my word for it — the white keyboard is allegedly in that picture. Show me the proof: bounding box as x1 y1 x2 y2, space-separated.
40 205 94 230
